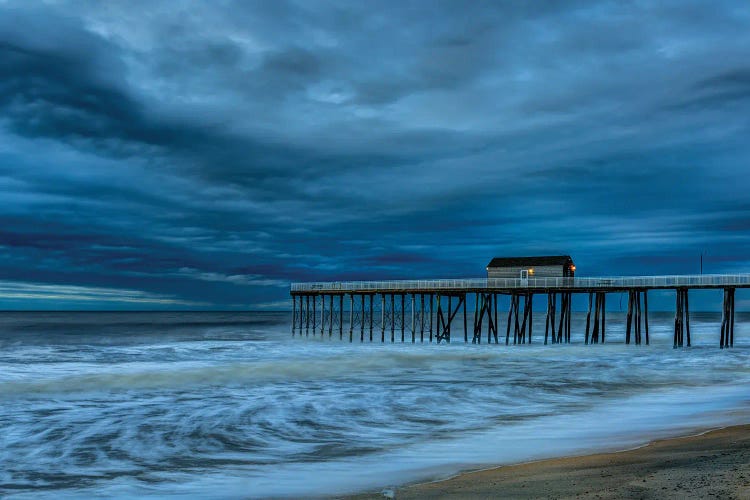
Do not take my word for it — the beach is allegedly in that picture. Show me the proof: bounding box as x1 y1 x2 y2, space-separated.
349 424 750 499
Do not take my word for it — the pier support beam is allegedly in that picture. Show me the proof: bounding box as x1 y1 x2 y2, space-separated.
436 293 464 343
590 292 606 344
411 294 416 343
381 294 386 343
472 292 498 344
644 291 649 345
626 290 645 345
473 293 479 344
339 295 344 340
519 294 531 344
528 294 533 343
429 294 434 342
463 296 468 343
506 293 532 344
401 294 405 343
545 293 557 345
292 296 296 336
360 294 365 342
511 294 518 344
584 292 592 344
720 288 735 348
391 294 396 344
349 294 354 343
305 295 310 336
494 293 498 342
674 288 690 348
369 294 374 342
328 295 334 339
555 292 571 344
312 295 317 336
320 296 325 337
420 294 425 343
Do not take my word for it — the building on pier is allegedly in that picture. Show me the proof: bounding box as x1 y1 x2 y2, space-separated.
486 255 575 279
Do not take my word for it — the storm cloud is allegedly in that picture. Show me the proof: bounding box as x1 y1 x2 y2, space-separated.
0 1 749 309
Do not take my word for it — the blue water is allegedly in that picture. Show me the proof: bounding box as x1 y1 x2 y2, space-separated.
1 311 749 498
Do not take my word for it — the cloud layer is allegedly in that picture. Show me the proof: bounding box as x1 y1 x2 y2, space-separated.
1 1 749 309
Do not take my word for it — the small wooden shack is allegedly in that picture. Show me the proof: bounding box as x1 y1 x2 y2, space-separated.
486 255 575 279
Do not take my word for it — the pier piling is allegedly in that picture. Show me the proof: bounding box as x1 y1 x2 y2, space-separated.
720 288 736 348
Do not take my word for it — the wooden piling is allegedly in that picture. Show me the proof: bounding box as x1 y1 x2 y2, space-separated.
430 293 440 343
312 295 317 336
448 295 452 343
305 295 310 336
473 292 480 344
292 296 296 336
494 293 499 343
369 294 374 342
544 293 550 345
634 291 641 345
601 294 606 343
684 289 690 347
528 294 534 343
720 288 735 349
463 294 468 344
429 294 434 342
411 294 416 343
626 291 633 345
320 295 325 337
361 294 365 342
349 294 354 343
420 294 425 343
719 289 729 349
505 294 515 345
644 290 649 345
550 293 558 344
519 294 529 344
729 288 735 347
584 292 592 344
381 294 386 343
567 293 572 343
514 294 521 344
557 293 568 344
592 292 607 345
391 294 395 343
329 295 334 337
730 288 735 347
400 294 405 342
436 294 443 343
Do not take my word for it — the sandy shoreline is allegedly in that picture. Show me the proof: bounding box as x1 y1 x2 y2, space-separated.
344 424 750 499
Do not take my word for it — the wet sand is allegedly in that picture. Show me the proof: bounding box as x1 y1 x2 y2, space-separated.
346 424 750 499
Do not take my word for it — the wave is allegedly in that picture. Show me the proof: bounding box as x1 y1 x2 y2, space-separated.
3 343 749 397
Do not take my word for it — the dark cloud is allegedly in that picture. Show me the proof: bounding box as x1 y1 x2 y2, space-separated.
0 0 749 309
668 67 750 111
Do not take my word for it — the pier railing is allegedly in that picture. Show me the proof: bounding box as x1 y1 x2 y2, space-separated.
291 273 750 292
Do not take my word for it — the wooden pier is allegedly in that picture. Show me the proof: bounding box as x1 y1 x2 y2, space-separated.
290 275 749 348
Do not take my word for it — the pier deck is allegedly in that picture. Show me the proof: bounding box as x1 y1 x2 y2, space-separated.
290 274 748 348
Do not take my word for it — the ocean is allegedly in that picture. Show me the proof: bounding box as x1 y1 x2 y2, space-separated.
1 310 749 498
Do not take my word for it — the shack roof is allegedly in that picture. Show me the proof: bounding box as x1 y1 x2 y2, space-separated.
486 255 573 268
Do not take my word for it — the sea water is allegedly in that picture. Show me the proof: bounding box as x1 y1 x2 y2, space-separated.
1 311 749 498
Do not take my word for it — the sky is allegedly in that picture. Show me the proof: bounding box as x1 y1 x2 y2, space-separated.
1 0 749 310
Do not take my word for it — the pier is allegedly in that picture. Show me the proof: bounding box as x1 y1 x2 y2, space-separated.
290 274 749 347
